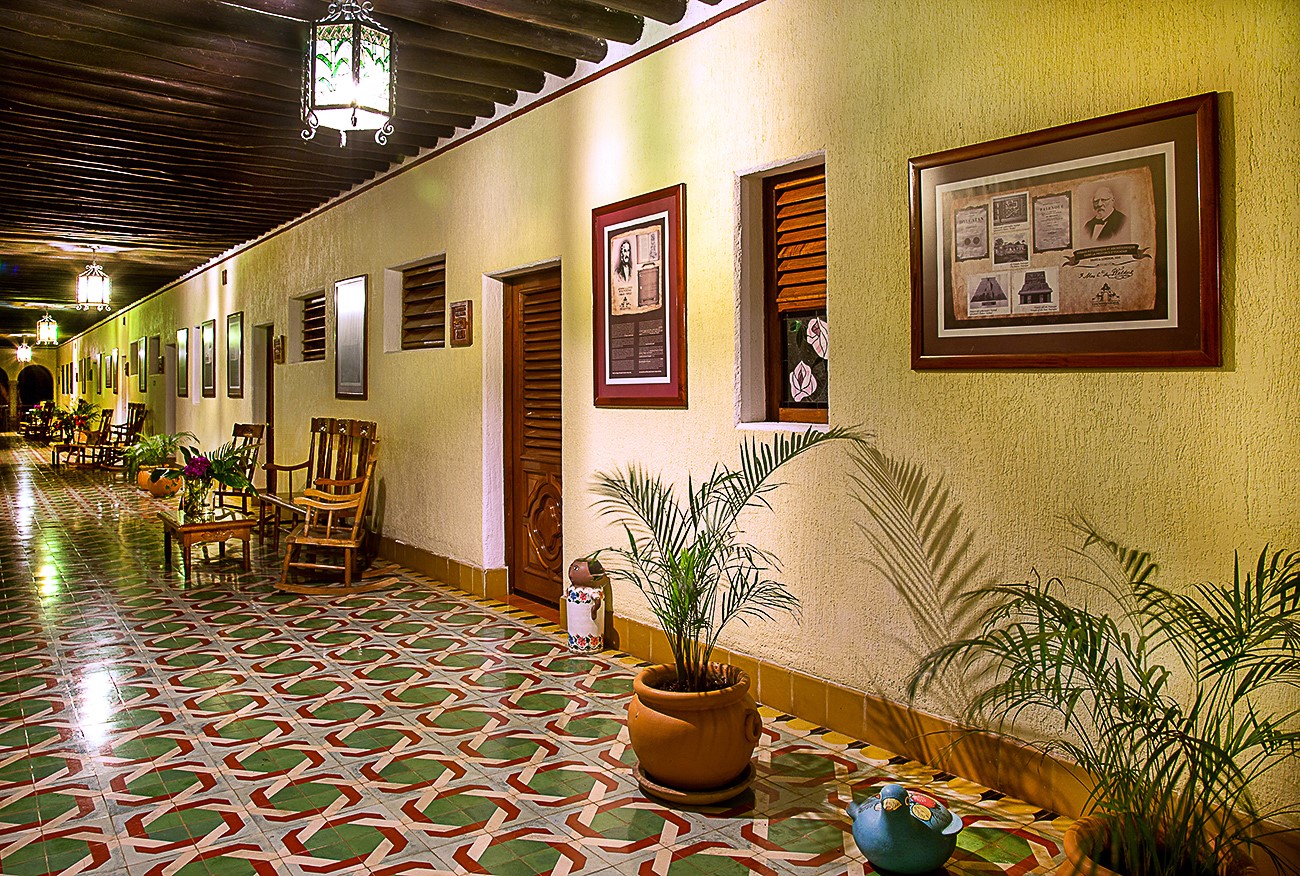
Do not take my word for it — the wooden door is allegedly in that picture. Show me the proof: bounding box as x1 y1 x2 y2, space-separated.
504 267 563 604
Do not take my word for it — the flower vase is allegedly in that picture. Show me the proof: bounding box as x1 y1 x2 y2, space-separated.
179 479 213 520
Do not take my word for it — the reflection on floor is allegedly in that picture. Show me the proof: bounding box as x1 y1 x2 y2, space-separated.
0 436 1068 875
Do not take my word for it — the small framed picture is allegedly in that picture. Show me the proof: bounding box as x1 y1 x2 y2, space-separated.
335 275 368 400
176 329 188 398
201 320 216 398
226 312 244 398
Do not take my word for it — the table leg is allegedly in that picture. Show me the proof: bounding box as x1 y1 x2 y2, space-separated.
242 533 251 572
163 530 173 570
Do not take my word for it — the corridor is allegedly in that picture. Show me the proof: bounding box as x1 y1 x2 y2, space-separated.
0 438 1066 875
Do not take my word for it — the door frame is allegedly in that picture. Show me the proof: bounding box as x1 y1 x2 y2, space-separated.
497 261 563 601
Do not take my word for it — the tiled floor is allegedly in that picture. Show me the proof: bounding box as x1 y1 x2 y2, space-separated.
0 435 1068 875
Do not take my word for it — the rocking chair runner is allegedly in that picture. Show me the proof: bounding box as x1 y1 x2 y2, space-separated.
278 451 378 592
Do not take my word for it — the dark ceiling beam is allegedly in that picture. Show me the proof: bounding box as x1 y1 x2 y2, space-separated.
601 0 688 23
397 24 576 78
233 0 611 64
2 119 396 179
0 78 437 154
437 1 643 43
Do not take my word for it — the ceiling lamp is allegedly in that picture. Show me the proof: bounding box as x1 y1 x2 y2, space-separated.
301 1 396 147
16 337 32 364
36 312 58 345
76 248 112 311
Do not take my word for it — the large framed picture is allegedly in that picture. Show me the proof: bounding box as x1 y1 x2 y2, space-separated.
176 328 188 398
335 275 368 399
910 93 1218 369
592 183 687 407
226 311 244 398
200 320 216 398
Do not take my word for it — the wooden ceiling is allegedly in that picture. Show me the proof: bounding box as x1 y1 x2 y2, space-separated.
0 0 718 344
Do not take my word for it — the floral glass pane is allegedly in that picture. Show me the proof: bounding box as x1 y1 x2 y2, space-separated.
781 308 828 409
314 24 353 104
357 27 391 109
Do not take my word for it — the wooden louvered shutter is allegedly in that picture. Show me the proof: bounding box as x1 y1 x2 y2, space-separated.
503 267 563 604
301 293 326 362
401 257 446 349
764 164 828 423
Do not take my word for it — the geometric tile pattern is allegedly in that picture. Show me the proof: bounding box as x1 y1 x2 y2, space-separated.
0 437 1068 874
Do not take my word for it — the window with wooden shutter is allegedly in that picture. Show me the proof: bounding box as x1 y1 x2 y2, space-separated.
764 163 828 423
301 292 326 362
401 256 446 349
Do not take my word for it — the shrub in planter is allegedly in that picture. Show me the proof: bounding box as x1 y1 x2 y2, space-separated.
910 520 1299 876
123 432 195 495
594 426 863 798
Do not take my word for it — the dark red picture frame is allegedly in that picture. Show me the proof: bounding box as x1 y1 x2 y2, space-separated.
910 93 1219 369
592 183 687 408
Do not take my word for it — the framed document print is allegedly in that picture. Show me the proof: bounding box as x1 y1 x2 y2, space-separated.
176 328 189 398
335 275 368 399
136 337 148 392
226 312 244 398
200 320 216 398
592 183 687 407
909 93 1219 369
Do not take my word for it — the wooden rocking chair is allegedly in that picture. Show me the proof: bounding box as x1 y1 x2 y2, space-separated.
276 446 379 594
261 418 377 550
100 402 147 470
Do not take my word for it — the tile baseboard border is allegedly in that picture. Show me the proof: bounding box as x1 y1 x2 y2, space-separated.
378 537 508 600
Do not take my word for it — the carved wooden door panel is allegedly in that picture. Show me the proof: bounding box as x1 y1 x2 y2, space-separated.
504 267 563 604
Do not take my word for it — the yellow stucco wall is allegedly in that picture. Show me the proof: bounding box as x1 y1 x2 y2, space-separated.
59 0 1299 807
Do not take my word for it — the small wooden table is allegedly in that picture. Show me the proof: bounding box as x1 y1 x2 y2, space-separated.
157 507 257 580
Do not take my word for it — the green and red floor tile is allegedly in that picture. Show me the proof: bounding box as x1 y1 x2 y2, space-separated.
0 436 1067 874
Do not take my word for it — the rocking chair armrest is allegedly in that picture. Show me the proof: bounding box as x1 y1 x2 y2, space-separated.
309 476 367 490
264 460 309 473
293 494 364 512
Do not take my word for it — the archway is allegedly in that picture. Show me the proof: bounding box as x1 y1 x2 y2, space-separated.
17 364 54 424
0 369 9 431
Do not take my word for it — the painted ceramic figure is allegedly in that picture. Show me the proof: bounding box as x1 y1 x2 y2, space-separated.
847 783 964 874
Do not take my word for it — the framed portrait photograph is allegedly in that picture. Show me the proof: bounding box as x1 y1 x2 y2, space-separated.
200 320 216 398
910 92 1219 369
226 311 244 398
335 275 368 400
136 337 148 392
176 328 188 398
592 183 687 407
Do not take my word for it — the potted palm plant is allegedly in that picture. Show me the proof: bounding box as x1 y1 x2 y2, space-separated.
594 426 862 801
123 432 196 496
910 520 1299 876
154 440 258 519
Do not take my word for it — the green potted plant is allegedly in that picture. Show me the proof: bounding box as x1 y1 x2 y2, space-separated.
155 440 258 519
594 426 861 801
123 431 196 496
910 520 1299 876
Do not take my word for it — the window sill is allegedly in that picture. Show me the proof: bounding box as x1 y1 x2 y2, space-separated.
735 421 830 435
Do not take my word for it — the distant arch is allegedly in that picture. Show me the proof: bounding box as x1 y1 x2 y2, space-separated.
0 369 9 431
17 364 54 415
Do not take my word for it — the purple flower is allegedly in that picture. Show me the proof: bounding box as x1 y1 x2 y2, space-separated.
183 455 211 479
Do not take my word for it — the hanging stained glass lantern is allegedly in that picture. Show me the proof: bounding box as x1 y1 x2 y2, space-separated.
302 1 396 147
15 337 32 364
36 312 58 345
76 248 112 311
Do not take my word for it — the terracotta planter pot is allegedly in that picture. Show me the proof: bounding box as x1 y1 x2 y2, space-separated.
148 475 181 498
628 663 762 792
1062 816 1257 876
136 470 153 492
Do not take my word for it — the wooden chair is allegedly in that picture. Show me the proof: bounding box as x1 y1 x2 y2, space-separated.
261 418 378 551
277 449 379 593
54 409 113 467
213 423 266 514
100 403 147 469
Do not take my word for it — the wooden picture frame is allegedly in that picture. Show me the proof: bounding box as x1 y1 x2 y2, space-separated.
592 183 687 408
226 311 244 398
176 328 188 398
95 353 102 395
910 92 1219 369
200 320 216 398
136 338 148 392
334 275 368 399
